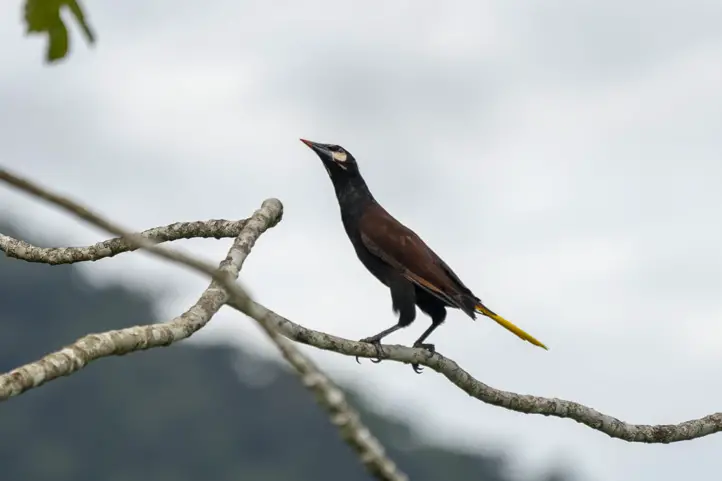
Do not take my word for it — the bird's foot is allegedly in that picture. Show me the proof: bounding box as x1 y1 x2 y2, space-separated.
411 342 436 374
356 337 384 364
413 342 436 353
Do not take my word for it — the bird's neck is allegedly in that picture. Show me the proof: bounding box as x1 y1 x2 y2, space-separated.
332 175 375 221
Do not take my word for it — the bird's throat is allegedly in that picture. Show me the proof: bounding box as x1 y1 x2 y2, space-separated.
332 175 375 224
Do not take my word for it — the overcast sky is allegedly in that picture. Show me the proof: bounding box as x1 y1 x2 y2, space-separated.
2 1 722 480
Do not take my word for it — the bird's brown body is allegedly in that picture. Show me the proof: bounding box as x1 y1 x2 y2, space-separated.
358 202 480 318
301 138 547 372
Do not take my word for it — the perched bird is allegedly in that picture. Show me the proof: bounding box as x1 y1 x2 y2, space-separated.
301 138 548 373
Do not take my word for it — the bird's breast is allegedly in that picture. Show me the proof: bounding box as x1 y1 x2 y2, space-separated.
340 221 390 286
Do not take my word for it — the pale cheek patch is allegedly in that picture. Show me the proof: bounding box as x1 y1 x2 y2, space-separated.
331 150 348 169
331 150 347 162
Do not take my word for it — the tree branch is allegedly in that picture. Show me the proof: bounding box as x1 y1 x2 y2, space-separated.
231 297 722 444
0 167 408 481
0 218 248 264
0 200 276 402
3 171 721 446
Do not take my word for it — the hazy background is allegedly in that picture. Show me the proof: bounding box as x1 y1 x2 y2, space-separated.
2 1 722 480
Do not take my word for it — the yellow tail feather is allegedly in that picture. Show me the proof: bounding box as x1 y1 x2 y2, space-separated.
475 304 548 350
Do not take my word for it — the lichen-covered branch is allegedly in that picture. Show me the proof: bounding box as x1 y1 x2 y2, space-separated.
3 170 721 448
243 303 406 480
0 200 278 401
0 218 248 264
0 168 408 481
228 300 722 445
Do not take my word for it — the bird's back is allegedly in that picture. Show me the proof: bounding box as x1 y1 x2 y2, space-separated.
357 203 480 316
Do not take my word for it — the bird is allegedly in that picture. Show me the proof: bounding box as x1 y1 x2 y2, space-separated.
300 138 548 373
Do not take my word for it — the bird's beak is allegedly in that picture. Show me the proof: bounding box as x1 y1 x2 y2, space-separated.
300 138 330 157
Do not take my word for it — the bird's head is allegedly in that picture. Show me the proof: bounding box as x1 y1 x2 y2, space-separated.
300 139 359 178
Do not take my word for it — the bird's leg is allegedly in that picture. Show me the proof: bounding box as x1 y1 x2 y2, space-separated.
357 274 417 365
410 324 440 374
356 324 403 364
411 298 447 374
412 322 440 352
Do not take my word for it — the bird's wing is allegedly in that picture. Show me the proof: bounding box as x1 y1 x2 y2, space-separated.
358 203 549 350
358 203 474 314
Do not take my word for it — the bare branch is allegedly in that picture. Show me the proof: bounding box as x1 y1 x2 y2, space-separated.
0 169 262 281
3 169 720 447
228 298 722 445
3 169 720 446
0 200 277 401
0 168 408 481
0 218 248 264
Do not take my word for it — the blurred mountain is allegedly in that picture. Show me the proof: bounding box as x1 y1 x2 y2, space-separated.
0 220 575 481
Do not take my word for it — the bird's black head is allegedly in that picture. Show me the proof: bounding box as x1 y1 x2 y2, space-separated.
300 138 374 208
300 139 360 179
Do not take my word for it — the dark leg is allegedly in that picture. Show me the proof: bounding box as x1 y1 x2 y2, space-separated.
413 322 443 349
410 291 448 373
357 324 403 363
357 274 416 364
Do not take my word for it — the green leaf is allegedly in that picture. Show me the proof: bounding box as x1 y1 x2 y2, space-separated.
23 0 96 64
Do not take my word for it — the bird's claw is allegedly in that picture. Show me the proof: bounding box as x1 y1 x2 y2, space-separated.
356 337 384 364
411 342 436 374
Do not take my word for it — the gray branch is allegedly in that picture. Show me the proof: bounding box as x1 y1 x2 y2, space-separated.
0 203 272 401
0 218 248 264
233 297 722 444
0 168 407 481
2 170 720 450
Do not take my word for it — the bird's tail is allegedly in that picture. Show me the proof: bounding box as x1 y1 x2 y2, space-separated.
475 303 548 350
